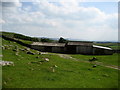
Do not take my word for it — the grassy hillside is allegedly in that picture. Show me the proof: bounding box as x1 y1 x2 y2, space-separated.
1 37 119 88
1 31 56 43
71 53 119 66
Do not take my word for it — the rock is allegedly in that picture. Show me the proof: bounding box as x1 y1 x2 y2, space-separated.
102 74 109 77
92 65 97 68
36 56 40 58
88 68 92 71
0 61 14 66
25 48 30 51
4 81 7 85
89 57 98 62
36 51 41 55
0 55 3 57
2 46 5 50
20 49 25 51
27 51 35 55
41 52 48 55
44 58 49 62
15 52 19 56
53 65 58 68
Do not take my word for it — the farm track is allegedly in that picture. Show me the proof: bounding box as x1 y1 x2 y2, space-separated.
57 54 120 70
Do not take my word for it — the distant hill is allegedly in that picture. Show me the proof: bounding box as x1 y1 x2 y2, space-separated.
0 31 55 43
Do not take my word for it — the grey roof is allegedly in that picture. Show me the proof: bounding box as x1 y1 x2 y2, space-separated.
67 41 93 46
31 42 65 47
93 45 112 50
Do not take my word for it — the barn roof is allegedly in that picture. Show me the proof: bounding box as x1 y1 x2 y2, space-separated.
31 42 65 47
93 45 112 50
67 41 93 46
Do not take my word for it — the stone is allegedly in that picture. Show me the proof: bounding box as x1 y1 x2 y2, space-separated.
44 58 49 62
27 51 35 55
92 65 97 68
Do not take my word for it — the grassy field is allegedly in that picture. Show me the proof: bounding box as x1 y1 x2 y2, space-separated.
1 38 119 88
71 53 119 66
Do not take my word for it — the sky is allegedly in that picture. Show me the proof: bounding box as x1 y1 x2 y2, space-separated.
0 0 118 41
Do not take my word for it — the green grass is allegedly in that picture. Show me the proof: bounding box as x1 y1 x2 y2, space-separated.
71 53 119 66
19 39 33 44
2 38 119 88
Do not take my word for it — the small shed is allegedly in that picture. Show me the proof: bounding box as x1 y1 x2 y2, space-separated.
93 45 113 55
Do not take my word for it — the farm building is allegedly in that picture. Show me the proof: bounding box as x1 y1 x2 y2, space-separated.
65 41 93 54
93 45 113 55
31 41 113 55
31 42 65 53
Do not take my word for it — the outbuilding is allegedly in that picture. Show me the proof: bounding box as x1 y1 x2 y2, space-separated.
31 42 65 53
66 41 93 54
31 41 113 55
93 45 113 55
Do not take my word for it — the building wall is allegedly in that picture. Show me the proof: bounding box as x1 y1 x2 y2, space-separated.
76 45 93 54
66 45 76 54
93 48 113 55
104 49 113 55
31 44 113 55
52 47 65 53
31 45 45 51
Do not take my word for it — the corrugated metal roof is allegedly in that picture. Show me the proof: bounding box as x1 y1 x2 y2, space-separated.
93 45 112 50
31 42 65 47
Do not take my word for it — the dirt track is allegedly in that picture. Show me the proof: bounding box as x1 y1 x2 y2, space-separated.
57 54 120 70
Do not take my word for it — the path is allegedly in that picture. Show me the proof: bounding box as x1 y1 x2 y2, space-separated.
57 54 120 70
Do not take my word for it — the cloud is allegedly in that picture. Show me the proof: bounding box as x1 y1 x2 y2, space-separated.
0 19 5 24
1 0 22 7
1 0 118 41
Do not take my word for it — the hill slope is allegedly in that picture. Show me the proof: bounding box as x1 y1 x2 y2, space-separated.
1 37 119 88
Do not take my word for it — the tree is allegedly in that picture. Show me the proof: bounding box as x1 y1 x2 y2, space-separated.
58 37 68 43
41 38 53 42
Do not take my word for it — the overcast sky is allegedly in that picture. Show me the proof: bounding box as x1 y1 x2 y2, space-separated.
0 0 118 41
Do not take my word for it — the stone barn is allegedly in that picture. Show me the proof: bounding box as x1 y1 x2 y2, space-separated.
65 41 93 54
31 41 113 55
31 42 65 53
